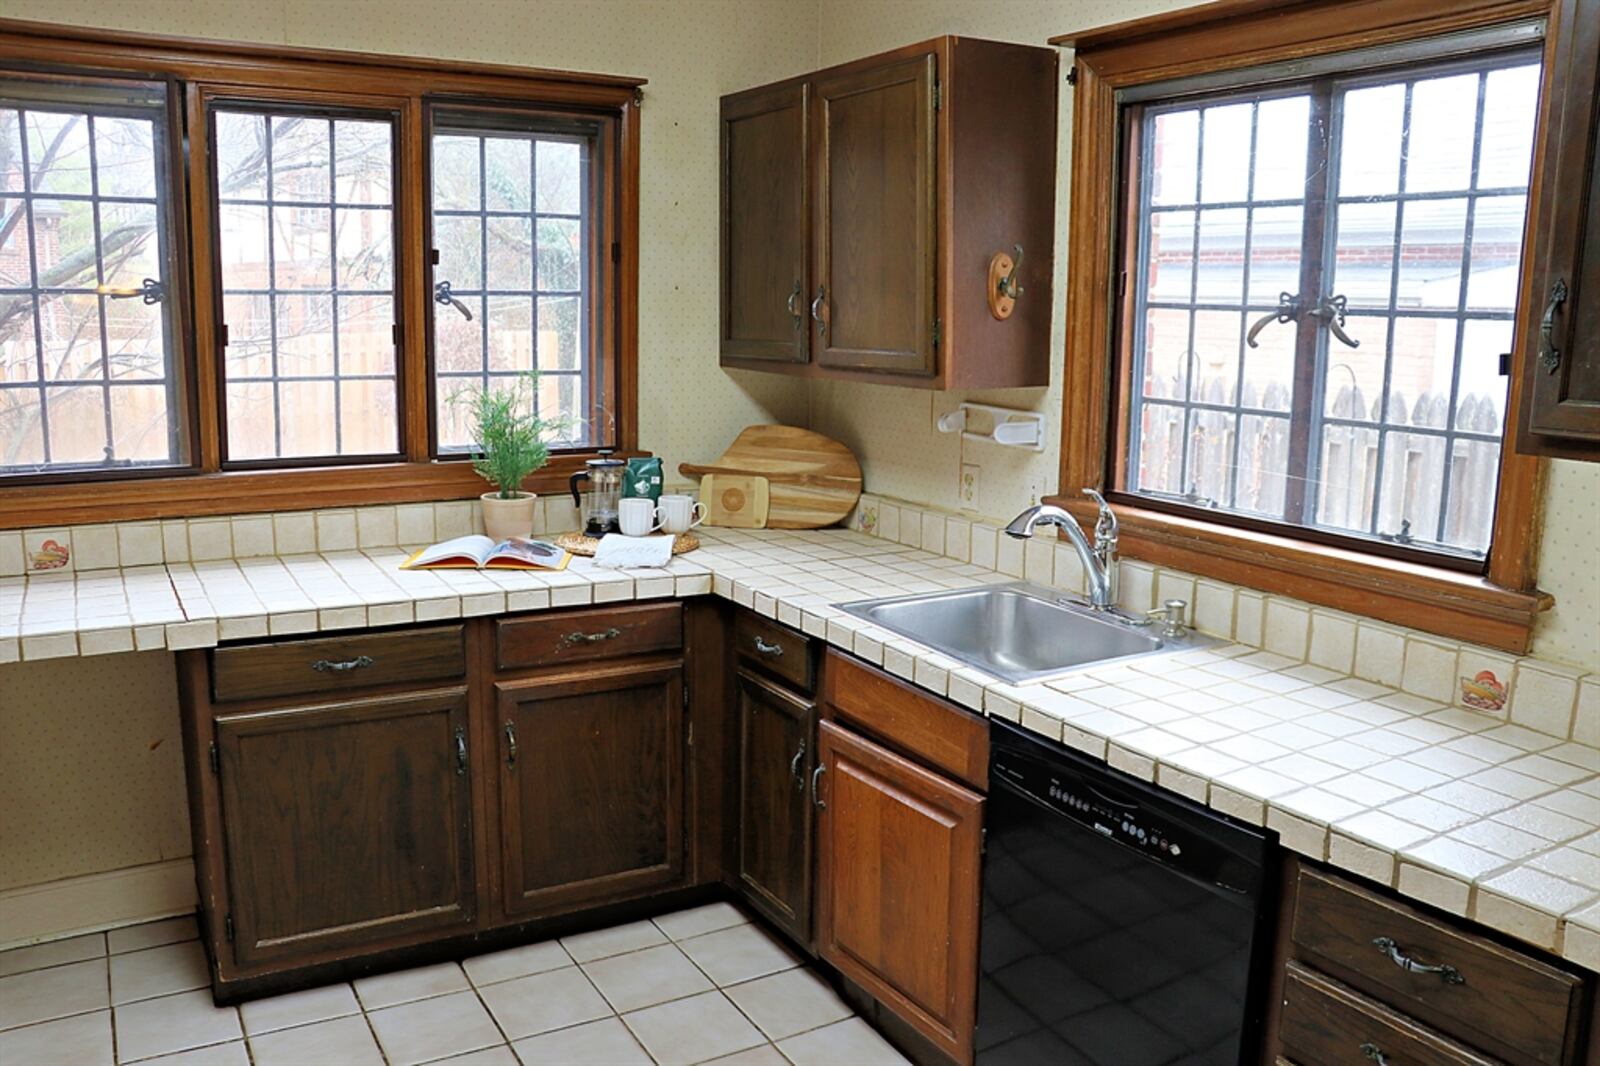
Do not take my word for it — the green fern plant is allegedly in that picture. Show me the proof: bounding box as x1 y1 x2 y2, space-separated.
458 373 566 499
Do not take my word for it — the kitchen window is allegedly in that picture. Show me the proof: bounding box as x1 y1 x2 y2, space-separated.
428 109 604 453
1055 6 1558 653
1120 47 1540 566
0 20 642 526
0 76 188 477
211 104 402 464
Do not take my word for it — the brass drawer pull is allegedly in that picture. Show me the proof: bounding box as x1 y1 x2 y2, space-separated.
564 627 621 646
1361 1042 1390 1066
1372 936 1465 985
312 655 374 673
753 635 784 658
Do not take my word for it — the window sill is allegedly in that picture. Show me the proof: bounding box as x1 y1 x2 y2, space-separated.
0 451 646 529
1041 494 1551 653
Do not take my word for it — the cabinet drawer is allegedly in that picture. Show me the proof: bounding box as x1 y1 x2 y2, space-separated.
496 603 682 671
211 625 465 703
823 650 987 790
1292 866 1584 1066
1280 963 1496 1066
735 612 813 692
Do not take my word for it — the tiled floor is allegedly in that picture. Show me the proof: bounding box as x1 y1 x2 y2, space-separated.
0 904 911 1065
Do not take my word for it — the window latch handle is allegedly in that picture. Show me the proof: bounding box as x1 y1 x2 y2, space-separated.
1245 291 1300 348
1312 294 1360 348
434 279 473 321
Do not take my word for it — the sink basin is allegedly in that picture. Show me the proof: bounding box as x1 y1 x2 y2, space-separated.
835 582 1212 685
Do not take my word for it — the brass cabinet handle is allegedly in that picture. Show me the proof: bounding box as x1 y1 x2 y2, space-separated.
504 720 518 767
787 280 803 331
811 763 826 809
811 285 828 338
454 727 467 776
753 635 784 658
564 627 621 645
1361 1043 1390 1066
312 655 374 673
1539 277 1568 373
790 739 807 790
1372 936 1465 985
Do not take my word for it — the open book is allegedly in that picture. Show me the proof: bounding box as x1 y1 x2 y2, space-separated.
400 535 571 571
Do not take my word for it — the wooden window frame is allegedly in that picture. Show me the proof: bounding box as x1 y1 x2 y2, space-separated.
1050 0 1558 653
0 17 644 527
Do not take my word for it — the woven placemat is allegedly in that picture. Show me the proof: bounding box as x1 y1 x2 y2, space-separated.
554 530 701 557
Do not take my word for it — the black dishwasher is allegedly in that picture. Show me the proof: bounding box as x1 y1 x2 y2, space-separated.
977 719 1276 1065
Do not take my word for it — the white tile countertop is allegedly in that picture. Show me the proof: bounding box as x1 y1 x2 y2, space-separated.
3 526 1598 971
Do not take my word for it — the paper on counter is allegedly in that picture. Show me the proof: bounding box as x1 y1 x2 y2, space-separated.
592 533 675 569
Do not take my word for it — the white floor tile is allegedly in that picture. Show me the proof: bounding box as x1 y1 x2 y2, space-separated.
113 989 242 1063
621 990 765 1066
676 924 801 987
723 968 851 1041
238 981 360 1035
511 1016 653 1065
479 966 612 1040
0 957 109 1030
463 939 571 987
249 1014 383 1066
0 932 105 978
353 960 469 1010
560 920 668 963
0 1008 113 1066
582 943 714 1013
367 989 503 1066
651 902 749 942
777 1018 910 1066
109 941 210 1005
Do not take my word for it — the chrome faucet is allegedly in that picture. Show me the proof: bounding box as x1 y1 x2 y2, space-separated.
1004 489 1120 610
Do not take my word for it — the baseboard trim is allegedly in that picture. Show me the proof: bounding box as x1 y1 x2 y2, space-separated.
0 859 196 949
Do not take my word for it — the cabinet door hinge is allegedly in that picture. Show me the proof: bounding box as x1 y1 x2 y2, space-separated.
209 742 219 775
933 81 942 112
932 318 942 349
224 914 234 942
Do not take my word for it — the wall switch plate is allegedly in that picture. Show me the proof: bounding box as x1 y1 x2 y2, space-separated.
960 464 980 507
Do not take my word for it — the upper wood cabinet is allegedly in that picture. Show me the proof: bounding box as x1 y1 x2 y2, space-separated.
720 37 1059 389
1517 0 1600 459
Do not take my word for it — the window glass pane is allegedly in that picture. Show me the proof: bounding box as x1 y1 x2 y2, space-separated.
1 83 186 478
430 119 597 452
215 107 401 463
1121 49 1538 563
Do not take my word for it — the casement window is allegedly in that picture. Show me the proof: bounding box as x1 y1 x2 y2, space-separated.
0 76 189 476
427 108 608 453
1056 5 1560 653
1120 46 1540 565
211 104 402 464
0 19 641 526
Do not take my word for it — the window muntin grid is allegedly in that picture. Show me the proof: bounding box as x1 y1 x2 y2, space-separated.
429 121 592 452
213 107 401 464
0 83 185 476
1123 49 1540 562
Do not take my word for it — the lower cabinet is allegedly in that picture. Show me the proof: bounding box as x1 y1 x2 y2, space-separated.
212 688 477 966
494 661 686 918
814 691 984 1065
734 667 816 944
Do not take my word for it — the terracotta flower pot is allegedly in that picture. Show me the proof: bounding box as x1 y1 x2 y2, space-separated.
480 491 537 541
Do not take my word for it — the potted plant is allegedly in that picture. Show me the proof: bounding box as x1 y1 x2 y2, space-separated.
461 373 564 541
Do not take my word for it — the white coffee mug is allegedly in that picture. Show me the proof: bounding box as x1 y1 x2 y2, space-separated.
658 494 707 534
618 497 663 537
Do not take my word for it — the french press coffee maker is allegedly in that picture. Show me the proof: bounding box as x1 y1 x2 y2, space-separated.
569 451 626 535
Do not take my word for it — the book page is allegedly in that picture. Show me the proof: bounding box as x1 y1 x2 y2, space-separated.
401 534 496 569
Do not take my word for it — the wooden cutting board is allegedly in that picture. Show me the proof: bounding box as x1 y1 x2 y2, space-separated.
680 425 862 529
701 474 770 528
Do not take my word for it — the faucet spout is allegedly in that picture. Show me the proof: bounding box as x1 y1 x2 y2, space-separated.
1003 502 1117 610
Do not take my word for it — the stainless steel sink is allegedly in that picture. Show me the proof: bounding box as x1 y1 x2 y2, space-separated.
835 582 1212 684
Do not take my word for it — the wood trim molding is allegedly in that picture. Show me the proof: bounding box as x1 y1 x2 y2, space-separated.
1055 0 1555 652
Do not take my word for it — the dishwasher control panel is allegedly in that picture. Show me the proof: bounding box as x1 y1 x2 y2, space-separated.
1044 777 1184 858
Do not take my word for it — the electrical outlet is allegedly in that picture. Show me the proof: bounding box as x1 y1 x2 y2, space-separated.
960 463 980 507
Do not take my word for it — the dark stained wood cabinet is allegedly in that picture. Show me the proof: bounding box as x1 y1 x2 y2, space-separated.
213 688 477 967
814 651 986 1066
734 668 816 944
721 82 810 365
493 661 685 918
719 36 1058 389
1518 0 1600 458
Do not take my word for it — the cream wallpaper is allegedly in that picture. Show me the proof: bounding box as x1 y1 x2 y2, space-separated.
809 0 1600 673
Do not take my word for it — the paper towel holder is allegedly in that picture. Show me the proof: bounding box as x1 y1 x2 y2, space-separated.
936 401 1045 452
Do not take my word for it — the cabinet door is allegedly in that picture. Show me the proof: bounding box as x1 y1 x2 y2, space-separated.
495 662 685 917
736 669 815 944
721 82 809 365
812 52 937 376
214 689 476 966
815 719 982 1065
1519 0 1600 455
